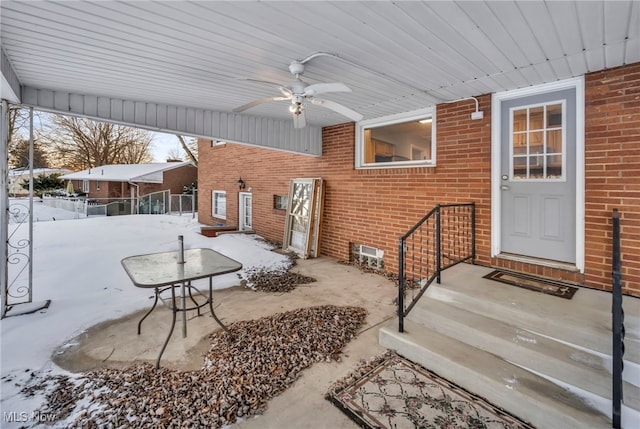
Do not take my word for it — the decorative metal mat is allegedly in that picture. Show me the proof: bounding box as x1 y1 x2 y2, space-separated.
483 270 578 299
326 352 535 429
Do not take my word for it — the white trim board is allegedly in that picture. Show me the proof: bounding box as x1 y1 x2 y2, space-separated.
491 77 585 273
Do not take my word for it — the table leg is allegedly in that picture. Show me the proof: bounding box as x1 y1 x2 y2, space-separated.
208 277 233 338
156 285 178 369
186 282 201 316
181 281 187 338
138 287 160 335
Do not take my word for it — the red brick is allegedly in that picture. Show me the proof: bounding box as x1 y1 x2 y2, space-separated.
198 64 640 296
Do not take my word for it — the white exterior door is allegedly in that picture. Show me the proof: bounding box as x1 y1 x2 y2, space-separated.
239 192 252 231
496 83 581 265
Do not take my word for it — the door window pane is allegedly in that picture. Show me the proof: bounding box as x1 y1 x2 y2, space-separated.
547 104 562 127
244 197 252 227
513 133 527 155
513 109 527 132
547 154 563 179
547 129 562 153
511 102 565 180
529 106 544 130
529 156 544 179
529 131 543 154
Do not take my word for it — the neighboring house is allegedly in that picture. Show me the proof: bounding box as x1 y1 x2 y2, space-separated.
198 62 640 297
8 167 71 196
60 162 197 200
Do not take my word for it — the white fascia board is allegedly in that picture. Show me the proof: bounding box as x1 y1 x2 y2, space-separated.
21 87 323 156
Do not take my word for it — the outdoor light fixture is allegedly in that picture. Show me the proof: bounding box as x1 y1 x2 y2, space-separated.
444 97 484 120
237 177 245 190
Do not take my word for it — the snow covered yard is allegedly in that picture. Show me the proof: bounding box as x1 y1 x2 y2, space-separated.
1 201 290 427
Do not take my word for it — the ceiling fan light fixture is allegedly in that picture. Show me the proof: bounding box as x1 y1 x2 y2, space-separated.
234 58 362 128
289 104 303 115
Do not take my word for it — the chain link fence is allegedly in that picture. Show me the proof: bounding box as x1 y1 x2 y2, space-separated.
42 190 197 218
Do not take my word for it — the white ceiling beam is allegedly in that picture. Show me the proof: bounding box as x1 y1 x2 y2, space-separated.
21 86 323 156
1 47 21 103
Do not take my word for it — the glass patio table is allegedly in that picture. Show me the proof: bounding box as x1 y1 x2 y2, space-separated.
121 247 242 368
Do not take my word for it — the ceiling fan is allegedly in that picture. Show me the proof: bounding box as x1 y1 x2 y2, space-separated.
233 60 363 128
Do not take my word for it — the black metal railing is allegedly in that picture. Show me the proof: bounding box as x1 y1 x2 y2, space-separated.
612 208 624 429
398 203 475 332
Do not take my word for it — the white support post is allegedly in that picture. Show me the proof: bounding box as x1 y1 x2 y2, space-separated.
27 107 33 302
1 101 9 318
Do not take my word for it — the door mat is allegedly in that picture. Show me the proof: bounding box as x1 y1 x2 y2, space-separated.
483 270 578 299
326 351 535 429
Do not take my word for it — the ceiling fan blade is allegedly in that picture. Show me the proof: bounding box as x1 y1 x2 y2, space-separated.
280 86 293 97
310 98 363 121
303 82 351 97
233 96 289 113
292 109 306 129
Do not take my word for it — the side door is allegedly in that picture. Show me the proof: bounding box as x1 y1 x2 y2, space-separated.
499 87 576 263
239 192 252 231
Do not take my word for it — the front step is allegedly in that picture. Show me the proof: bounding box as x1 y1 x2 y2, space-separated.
408 298 640 409
380 319 611 428
379 263 640 428
425 263 640 364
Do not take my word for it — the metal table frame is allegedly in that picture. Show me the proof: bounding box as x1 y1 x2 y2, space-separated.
121 247 242 368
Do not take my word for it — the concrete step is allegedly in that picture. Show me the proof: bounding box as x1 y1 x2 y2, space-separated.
407 298 640 411
380 318 612 429
426 264 640 365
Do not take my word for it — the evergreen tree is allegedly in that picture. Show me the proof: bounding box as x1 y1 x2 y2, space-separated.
20 173 64 197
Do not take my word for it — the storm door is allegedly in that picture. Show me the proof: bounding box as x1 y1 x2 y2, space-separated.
283 178 324 259
239 192 252 231
499 88 576 263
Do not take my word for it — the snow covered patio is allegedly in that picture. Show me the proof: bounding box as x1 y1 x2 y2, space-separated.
1 203 397 428
3 201 638 428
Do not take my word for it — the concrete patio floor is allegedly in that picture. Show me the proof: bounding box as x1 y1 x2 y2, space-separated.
54 256 398 428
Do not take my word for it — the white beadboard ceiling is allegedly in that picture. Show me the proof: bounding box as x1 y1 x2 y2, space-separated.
1 0 638 128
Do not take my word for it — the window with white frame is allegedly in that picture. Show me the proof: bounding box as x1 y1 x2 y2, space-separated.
274 195 288 210
82 180 89 193
212 191 226 219
356 108 436 169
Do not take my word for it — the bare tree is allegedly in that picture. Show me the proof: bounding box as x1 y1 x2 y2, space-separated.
9 138 49 169
165 148 185 162
7 105 48 168
176 135 198 166
42 115 154 170
7 105 28 144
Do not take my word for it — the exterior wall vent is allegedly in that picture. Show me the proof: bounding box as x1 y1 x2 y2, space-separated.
351 243 384 270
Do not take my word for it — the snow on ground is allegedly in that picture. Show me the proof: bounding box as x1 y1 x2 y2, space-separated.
8 198 87 223
1 201 289 427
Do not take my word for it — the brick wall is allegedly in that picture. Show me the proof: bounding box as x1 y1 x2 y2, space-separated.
198 62 640 296
137 165 197 196
160 164 197 194
584 63 640 295
198 95 493 268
